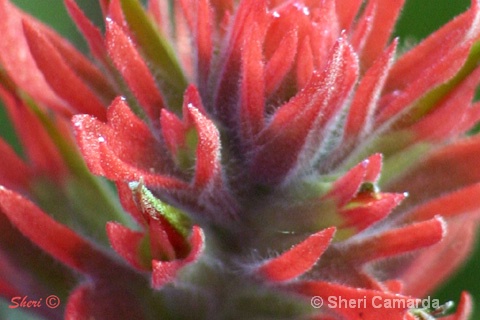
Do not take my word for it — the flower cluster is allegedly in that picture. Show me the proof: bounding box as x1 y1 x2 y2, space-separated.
0 0 480 319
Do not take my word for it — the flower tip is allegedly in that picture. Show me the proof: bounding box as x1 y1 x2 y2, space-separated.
257 227 336 282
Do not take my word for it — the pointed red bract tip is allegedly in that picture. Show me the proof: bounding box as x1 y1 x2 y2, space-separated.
345 41 396 142
0 187 117 276
22 19 107 120
359 0 404 69
239 22 265 147
258 227 335 282
64 0 107 64
324 153 383 211
344 216 446 263
185 104 223 189
106 19 165 121
264 28 298 96
0 0 67 112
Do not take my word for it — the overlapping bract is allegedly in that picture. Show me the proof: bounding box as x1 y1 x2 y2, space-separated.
0 0 479 319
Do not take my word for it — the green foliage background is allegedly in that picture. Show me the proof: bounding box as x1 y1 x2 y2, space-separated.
0 0 479 318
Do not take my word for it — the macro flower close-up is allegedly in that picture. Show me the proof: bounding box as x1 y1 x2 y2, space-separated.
1 0 480 319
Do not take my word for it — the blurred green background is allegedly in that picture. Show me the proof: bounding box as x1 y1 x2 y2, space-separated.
0 0 479 318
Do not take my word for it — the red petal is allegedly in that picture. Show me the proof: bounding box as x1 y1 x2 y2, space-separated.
250 37 358 184
22 20 106 120
291 281 416 320
264 29 298 96
64 0 107 64
172 1 192 75
0 211 75 307
213 0 268 124
0 138 31 192
264 2 309 59
308 0 339 70
324 154 383 207
412 65 480 140
377 42 472 127
148 0 171 38
344 217 445 263
183 84 208 115
0 89 68 181
257 227 335 282
345 41 396 141
364 153 383 182
240 23 265 147
0 188 117 275
341 192 406 232
334 0 362 30
195 0 214 90
148 217 179 261
151 226 204 288
160 86 207 160
106 222 148 270
406 183 480 222
296 36 314 90
401 218 476 297
184 104 223 189
350 0 375 55
106 20 165 121
40 17 116 106
178 0 195 31
151 259 181 288
359 0 404 69
0 0 67 114
444 292 472 320
324 159 367 207
108 0 126 29
73 98 185 189
388 135 480 206
386 1 480 92
106 98 173 172
85 130 187 189
115 182 145 226
160 108 186 159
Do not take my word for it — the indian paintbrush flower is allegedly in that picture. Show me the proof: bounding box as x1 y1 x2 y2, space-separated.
0 0 480 319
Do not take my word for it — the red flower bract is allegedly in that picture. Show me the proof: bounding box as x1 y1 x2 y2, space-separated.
0 0 480 319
